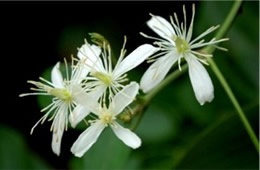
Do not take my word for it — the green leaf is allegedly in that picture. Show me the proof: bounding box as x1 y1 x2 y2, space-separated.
69 127 132 169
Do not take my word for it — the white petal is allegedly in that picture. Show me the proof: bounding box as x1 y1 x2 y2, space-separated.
69 105 90 128
71 84 106 115
111 121 141 149
77 44 104 72
70 85 106 127
140 50 179 93
186 55 214 105
73 63 89 84
51 62 64 88
71 121 105 157
51 106 66 156
113 44 159 78
76 67 89 84
111 82 139 115
147 15 175 43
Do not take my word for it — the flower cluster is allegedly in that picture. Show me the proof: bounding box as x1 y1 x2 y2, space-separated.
20 4 227 157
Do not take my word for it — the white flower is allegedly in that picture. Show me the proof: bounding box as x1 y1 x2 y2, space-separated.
140 4 228 105
77 38 158 99
71 37 158 127
70 82 141 157
19 60 89 156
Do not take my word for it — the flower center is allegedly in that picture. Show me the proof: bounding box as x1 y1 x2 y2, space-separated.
174 37 190 54
99 110 114 125
49 88 72 101
91 71 112 86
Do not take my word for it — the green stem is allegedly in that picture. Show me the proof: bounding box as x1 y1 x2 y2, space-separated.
130 65 188 130
206 0 242 54
144 64 188 103
208 58 259 152
204 0 259 153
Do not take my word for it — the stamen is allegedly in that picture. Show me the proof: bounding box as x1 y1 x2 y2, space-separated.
147 51 169 62
190 50 213 58
173 12 181 33
108 86 114 103
30 114 48 134
181 22 184 38
48 103 62 122
39 77 55 87
178 57 182 71
170 15 182 37
190 25 220 45
182 5 187 38
108 44 112 74
191 38 228 49
114 36 127 71
212 45 229 52
40 102 56 112
19 93 50 97
64 58 69 82
101 42 108 72
83 119 89 126
187 3 196 42
30 88 45 91
140 32 168 43
197 58 209 65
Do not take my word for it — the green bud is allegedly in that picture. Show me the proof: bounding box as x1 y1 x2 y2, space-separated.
89 32 110 48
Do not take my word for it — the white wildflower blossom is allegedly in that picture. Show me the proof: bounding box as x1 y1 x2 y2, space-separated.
19 59 89 155
77 37 158 100
70 82 141 157
72 37 158 127
140 4 228 105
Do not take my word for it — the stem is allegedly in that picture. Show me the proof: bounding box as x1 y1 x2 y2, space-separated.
208 58 259 152
145 64 188 103
204 0 259 152
205 0 242 54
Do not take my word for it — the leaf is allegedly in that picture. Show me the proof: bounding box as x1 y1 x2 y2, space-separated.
69 127 132 169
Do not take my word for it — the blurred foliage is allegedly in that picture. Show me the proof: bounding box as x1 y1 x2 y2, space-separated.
0 125 51 169
174 102 259 169
69 128 131 169
9 1 259 169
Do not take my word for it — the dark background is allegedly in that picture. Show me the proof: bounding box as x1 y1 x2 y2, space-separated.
0 1 258 169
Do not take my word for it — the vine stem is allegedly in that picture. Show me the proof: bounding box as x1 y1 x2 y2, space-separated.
144 64 188 103
207 58 259 152
203 0 259 153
